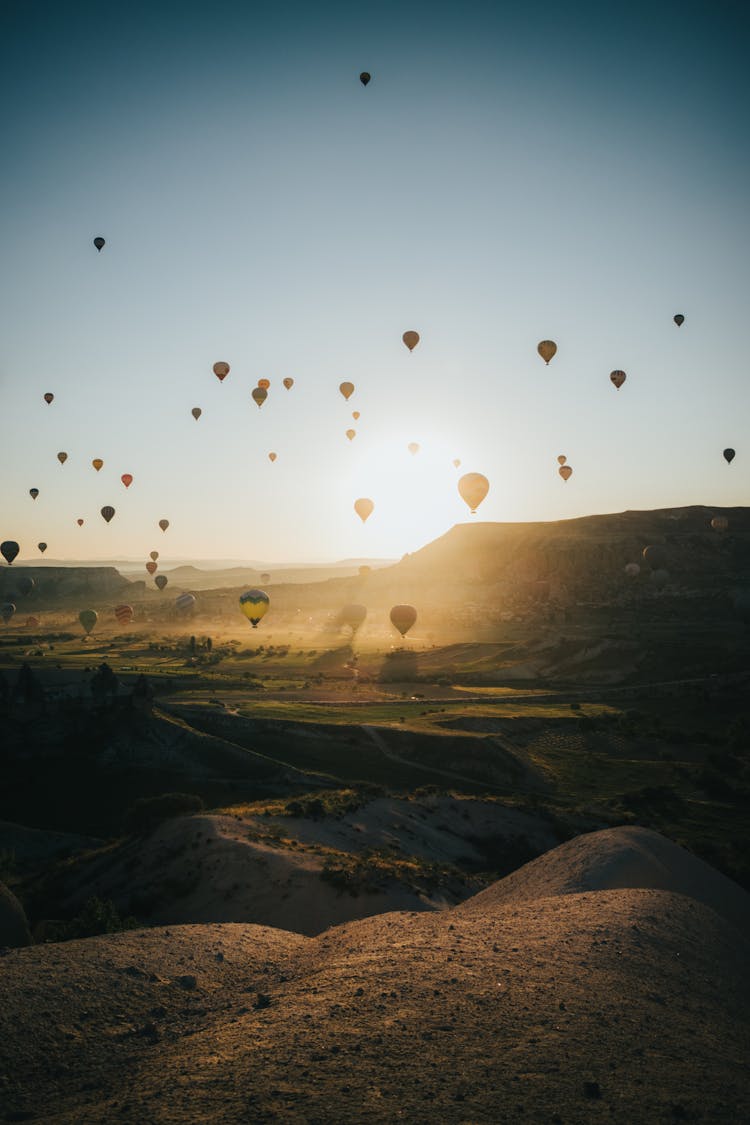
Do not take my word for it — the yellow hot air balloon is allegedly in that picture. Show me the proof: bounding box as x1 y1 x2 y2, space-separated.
252 387 267 408
92 458 103 472
390 604 417 637
458 473 489 514
346 429 356 441
283 377 294 390
408 442 420 455
402 331 420 351
239 588 269 628
537 340 557 364
268 452 277 462
354 498 374 523
339 382 355 401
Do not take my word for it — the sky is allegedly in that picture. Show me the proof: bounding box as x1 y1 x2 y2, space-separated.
1 0 748 563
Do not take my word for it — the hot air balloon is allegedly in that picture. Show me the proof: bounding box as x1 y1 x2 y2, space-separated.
642 545 667 570
93 237 105 252
18 577 35 596
339 382 355 400
711 516 729 532
537 340 557 364
342 604 367 633
114 604 134 626
346 429 356 441
723 448 736 464
452 459 461 468
559 465 573 481
557 455 567 465
651 568 669 589
29 489 39 500
408 443 420 455
176 592 196 613
79 609 97 635
674 314 684 327
354 498 374 523
76 519 84 527
192 407 202 420
360 72 371 85
239 588 269 628
402 331 420 352
25 616 40 628
150 551 159 561
57 452 67 464
258 378 270 390
358 565 371 577
159 520 169 532
101 506 115 523
261 572 271 583
283 377 294 390
146 561 157 575
252 387 267 408
624 563 641 578
2 603 16 624
38 542 47 554
155 575 168 591
458 473 489 514
268 452 277 462
121 474 133 488
1 541 19 565
43 393 54 405
213 361 230 381
92 459 103 472
610 370 626 389
390 604 417 637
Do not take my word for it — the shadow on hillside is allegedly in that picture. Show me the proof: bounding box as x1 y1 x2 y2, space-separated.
309 644 354 671
378 649 418 682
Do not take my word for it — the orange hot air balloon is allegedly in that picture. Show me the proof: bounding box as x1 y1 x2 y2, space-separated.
159 519 169 532
458 473 489 514
559 465 573 481
43 393 54 404
258 378 270 390
146 561 157 575
408 442 420 455
192 407 202 420
213 361 230 381
114 604 134 626
92 459 103 472
674 314 684 327
100 506 115 523
346 429 356 441
557 455 567 465
339 381 355 400
610 370 626 389
402 331 420 351
352 411 360 420
390 604 417 637
354 498 374 523
283 377 294 390
537 340 557 364
76 519 84 527
268 452 277 462
150 551 159 561
155 575 168 590
252 387 267 407
57 451 67 464
121 474 133 488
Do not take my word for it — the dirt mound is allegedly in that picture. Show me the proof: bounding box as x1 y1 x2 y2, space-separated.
0 881 31 947
457 825 750 934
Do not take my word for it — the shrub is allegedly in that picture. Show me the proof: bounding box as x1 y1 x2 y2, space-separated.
44 897 138 942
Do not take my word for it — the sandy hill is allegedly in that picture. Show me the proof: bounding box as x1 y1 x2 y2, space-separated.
1 826 748 1122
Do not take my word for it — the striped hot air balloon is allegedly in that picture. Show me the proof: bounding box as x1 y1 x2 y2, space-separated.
114 604 134 626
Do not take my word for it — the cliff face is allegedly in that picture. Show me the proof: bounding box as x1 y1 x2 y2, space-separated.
0 567 131 604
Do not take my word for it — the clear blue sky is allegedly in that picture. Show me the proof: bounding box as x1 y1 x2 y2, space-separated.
1 0 748 562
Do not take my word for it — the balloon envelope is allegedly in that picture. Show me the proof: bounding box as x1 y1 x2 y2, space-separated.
342 604 367 632
121 474 133 488
268 452 277 462
723 448 735 464
192 407 202 420
79 609 97 635
346 429 356 441
93 237 105 251
711 516 729 532
354 498 374 523
674 314 684 326
76 519 84 527
1 603 16 624
624 563 640 577
239 588 269 628
408 443 420 455
92 459 103 472
176 593 196 612
452 459 461 468
339 382 355 400
458 473 489 513
557 455 567 465
155 575 168 590
57 452 67 464
559 465 573 481
610 370 626 389
651 568 669 589
43 393 54 404
146 561 157 575
390 604 417 637
29 489 39 500
258 378 270 390
537 340 557 364
402 331 420 351
642 544 667 570
261 572 271 583
213 361 230 381
18 577 35 596
37 542 47 553
114 604 134 625
251 387 267 407
359 72 371 85
283 377 294 390
352 411 360 420
1 541 19 565
100 506 115 523
150 551 159 561
158 520 169 532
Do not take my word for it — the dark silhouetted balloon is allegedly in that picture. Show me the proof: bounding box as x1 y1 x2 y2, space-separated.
1 541 19 565
252 387 267 407
674 314 684 326
150 550 159 561
29 489 39 500
213 362 230 381
723 448 735 464
354 498 374 522
458 473 489 513
76 519 84 527
18 577 35 596
158 519 169 532
44 393 54 405
155 575 168 591
642 545 667 570
92 459 103 472
239 588 269 628
610 370 626 389
537 340 557 364
101 506 115 523
37 542 47 553
402 331 420 351
390 604 417 637
57 452 67 464
93 237 105 252
360 72 371 86
79 609 97 635
1 603 16 624
192 407 202 420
